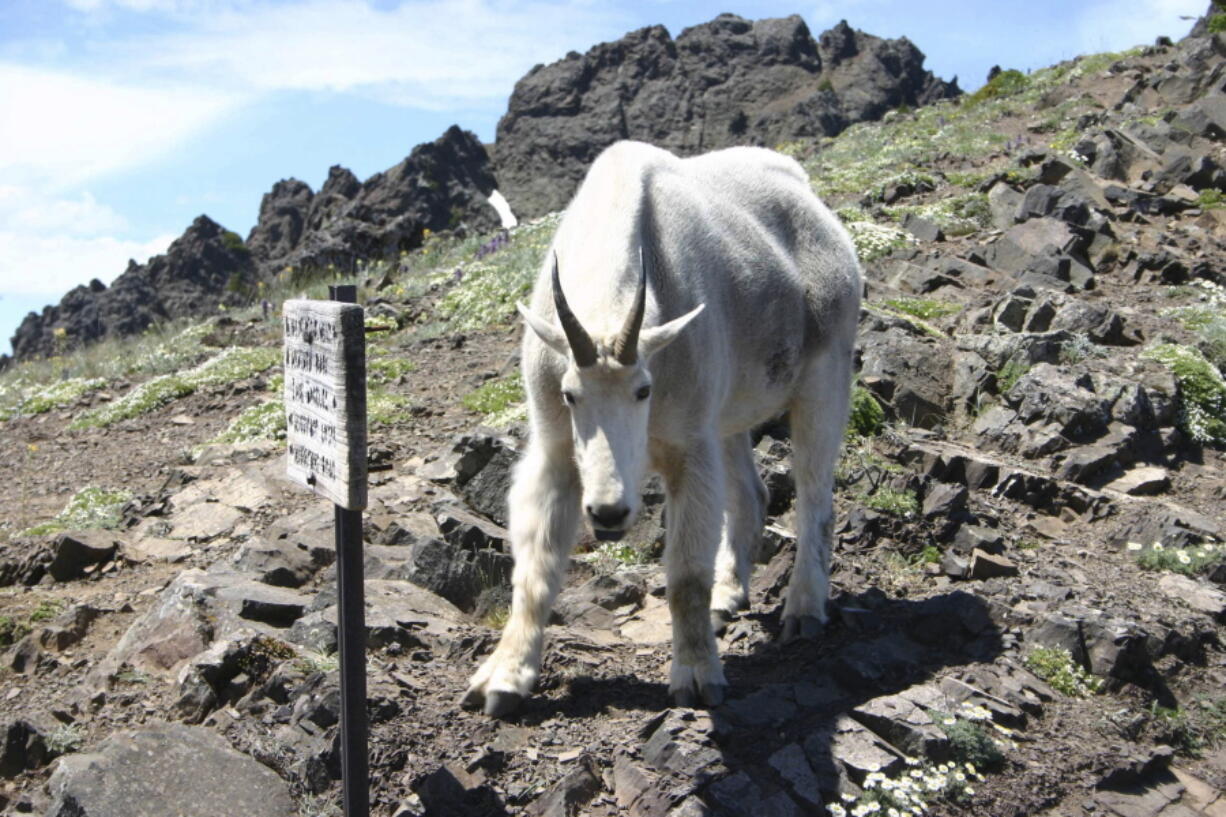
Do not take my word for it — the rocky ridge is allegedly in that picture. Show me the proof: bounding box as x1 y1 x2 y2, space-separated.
7 126 500 365
9 216 256 362
6 13 957 366
0 9 1225 817
494 14 960 219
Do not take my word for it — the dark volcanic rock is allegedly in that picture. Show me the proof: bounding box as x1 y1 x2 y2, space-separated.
45 722 296 817
262 125 501 273
48 531 120 582
244 178 314 262
11 216 256 361
495 13 959 218
13 126 499 363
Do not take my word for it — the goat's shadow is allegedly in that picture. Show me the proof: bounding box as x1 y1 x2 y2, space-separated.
473 585 1013 815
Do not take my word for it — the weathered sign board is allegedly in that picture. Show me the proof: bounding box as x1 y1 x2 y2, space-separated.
283 299 368 511
283 289 371 817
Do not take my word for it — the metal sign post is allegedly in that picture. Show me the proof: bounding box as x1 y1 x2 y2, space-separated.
284 284 369 817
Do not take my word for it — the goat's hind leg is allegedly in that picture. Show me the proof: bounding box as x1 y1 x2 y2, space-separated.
463 440 580 717
782 348 852 642
710 432 767 635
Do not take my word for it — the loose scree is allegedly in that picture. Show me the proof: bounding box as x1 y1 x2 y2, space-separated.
462 140 862 717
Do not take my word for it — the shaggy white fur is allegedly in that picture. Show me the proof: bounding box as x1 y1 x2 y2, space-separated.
462 140 861 716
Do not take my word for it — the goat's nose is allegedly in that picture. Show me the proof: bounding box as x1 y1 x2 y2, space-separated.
587 503 630 528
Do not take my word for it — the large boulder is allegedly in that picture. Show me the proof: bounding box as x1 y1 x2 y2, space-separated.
495 13 959 218
45 722 296 817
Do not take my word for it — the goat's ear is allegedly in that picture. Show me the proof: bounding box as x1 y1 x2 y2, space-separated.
517 302 571 358
639 303 704 360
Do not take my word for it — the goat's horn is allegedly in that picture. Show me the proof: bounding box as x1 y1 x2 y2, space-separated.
614 247 648 365
551 252 597 367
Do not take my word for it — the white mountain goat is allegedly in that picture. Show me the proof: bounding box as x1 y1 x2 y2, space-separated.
462 141 861 716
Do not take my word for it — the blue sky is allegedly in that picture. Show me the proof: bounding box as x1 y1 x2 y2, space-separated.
0 0 1207 355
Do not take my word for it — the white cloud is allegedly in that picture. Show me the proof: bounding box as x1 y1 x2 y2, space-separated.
117 0 632 108
1075 0 1205 53
62 0 241 13
0 187 128 236
0 185 171 296
0 230 173 296
0 63 242 190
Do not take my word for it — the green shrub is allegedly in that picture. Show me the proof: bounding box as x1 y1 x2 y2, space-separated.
293 650 340 675
29 598 66 622
1151 697 1226 757
1208 14 1226 34
23 485 132 537
996 359 1030 394
845 220 915 263
883 297 962 321
368 356 416 385
45 724 84 755
863 487 919 516
220 230 248 253
0 376 106 420
367 389 412 426
1142 343 1226 444
967 69 1029 105
938 717 1006 771
463 372 525 417
847 385 885 437
1198 188 1225 209
434 214 561 331
71 346 279 429
1128 540 1223 575
209 400 286 447
0 616 31 648
590 540 656 567
1024 646 1103 697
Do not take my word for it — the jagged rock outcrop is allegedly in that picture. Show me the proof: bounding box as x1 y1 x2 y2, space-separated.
10 216 256 360
1187 1 1221 39
10 127 499 363
494 13 960 218
246 125 500 274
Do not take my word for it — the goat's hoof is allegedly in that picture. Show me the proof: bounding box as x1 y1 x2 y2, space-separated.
460 686 485 711
483 690 524 719
672 687 697 708
671 682 727 709
780 615 824 643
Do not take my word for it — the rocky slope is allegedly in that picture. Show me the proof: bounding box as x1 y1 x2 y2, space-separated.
1 10 1225 817
494 14 960 219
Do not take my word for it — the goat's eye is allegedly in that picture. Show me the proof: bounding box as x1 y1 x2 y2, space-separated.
562 391 577 406
635 385 651 401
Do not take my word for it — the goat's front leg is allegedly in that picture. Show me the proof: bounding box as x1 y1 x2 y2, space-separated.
659 436 727 707
463 438 580 717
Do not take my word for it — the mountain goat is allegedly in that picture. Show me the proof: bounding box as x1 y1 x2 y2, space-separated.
463 141 861 716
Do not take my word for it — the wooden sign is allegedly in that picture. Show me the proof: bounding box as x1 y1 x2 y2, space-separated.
283 299 367 510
